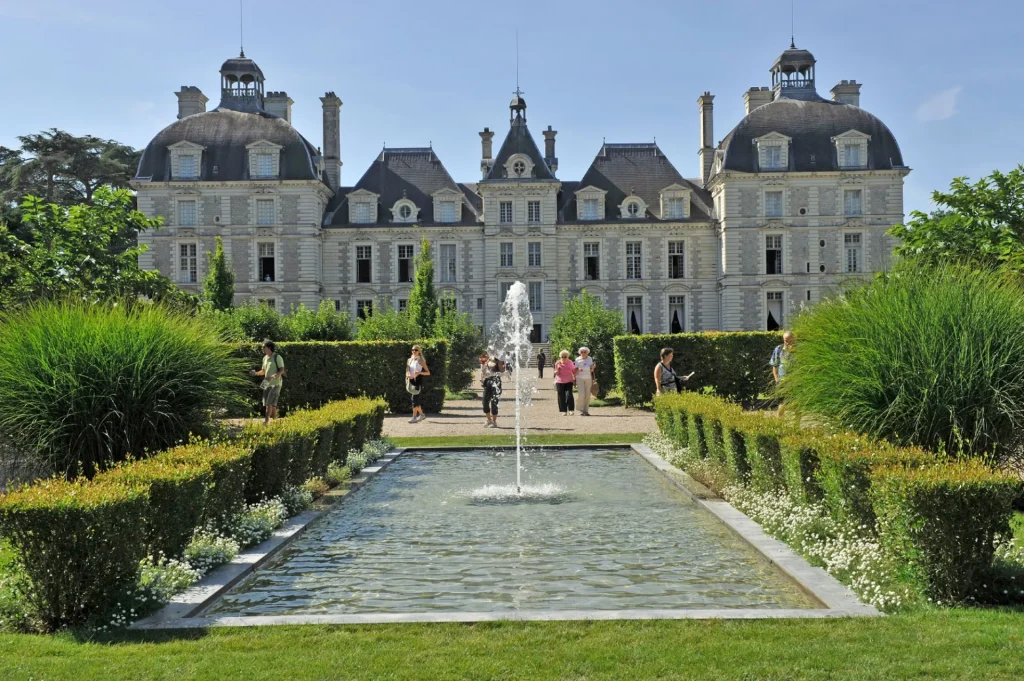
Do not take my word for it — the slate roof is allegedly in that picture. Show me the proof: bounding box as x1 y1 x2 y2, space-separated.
324 148 481 226
558 144 712 222
134 108 324 183
485 115 556 181
715 98 905 174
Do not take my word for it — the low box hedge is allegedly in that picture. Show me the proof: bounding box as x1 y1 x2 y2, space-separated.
779 432 825 504
740 413 795 493
871 461 1022 602
614 331 781 406
235 340 448 415
0 478 148 631
158 442 251 531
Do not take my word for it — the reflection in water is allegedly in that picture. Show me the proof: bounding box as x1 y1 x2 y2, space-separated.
208 449 818 616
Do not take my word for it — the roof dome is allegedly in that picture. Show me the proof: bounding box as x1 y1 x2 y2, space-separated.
772 46 816 73
716 98 904 174
219 56 265 80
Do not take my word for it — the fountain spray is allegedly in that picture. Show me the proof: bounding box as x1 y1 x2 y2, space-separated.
489 281 534 495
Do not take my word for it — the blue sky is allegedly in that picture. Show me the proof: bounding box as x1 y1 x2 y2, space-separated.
1 0 1020 214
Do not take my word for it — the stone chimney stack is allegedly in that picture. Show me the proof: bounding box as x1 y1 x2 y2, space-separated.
320 92 343 191
175 86 208 119
265 91 294 123
543 125 558 172
697 92 715 185
830 80 862 107
479 127 495 178
743 86 773 114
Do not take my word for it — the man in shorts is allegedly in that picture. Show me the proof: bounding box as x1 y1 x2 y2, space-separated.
251 339 286 424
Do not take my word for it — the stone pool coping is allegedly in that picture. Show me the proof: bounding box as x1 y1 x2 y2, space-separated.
132 444 879 630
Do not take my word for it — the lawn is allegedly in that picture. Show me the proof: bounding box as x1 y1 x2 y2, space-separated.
2 611 1023 680
390 433 650 448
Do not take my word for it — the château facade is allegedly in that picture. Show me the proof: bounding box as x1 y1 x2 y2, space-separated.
132 44 909 340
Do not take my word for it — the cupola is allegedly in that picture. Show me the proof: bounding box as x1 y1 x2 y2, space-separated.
770 43 819 101
219 51 266 112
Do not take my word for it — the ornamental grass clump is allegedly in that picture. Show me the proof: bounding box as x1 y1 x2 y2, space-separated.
780 264 1024 461
0 301 247 478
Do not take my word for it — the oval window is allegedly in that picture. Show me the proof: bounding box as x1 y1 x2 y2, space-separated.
627 202 640 216
399 205 412 219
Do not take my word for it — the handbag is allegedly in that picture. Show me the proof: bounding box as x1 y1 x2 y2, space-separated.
405 377 421 395
591 380 600 398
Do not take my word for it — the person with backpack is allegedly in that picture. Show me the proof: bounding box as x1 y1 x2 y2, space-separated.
654 347 694 396
251 339 286 425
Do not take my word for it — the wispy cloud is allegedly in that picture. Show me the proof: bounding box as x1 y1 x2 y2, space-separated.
916 86 963 123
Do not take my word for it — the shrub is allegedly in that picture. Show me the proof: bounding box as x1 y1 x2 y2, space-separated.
722 421 749 482
779 432 825 504
356 306 422 341
231 302 292 342
0 302 247 478
347 452 368 474
303 477 330 499
871 461 1021 602
230 498 287 548
0 478 148 630
280 484 314 517
781 264 1024 461
158 442 251 531
234 340 447 414
433 303 486 392
615 331 781 406
96 458 212 560
137 555 200 605
183 531 239 575
287 300 353 341
326 462 352 486
240 424 293 503
549 290 625 397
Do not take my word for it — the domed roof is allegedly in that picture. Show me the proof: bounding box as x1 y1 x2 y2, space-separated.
220 55 265 80
510 94 526 109
717 98 904 173
772 46 816 71
134 108 323 183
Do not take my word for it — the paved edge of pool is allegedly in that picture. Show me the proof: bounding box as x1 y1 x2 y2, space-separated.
132 444 880 630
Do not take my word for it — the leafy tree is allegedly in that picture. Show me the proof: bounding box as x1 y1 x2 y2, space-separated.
433 296 485 391
202 236 235 311
287 300 353 341
356 305 421 341
229 302 292 342
549 290 625 396
407 235 437 334
889 165 1024 273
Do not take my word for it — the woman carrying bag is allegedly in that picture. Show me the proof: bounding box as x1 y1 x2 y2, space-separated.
406 345 430 423
654 347 694 396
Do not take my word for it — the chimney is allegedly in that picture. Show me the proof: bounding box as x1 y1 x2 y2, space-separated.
697 92 715 185
830 80 862 107
479 127 495 178
320 92 342 191
743 86 773 114
265 91 294 123
543 125 558 172
175 86 208 119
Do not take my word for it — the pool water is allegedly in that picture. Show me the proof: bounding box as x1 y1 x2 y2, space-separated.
207 449 818 616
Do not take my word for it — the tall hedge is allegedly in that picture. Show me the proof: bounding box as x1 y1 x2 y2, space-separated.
614 331 781 406
235 340 447 414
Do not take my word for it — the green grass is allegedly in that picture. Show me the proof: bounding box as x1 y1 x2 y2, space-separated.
444 389 478 401
1 611 1023 680
390 433 649 448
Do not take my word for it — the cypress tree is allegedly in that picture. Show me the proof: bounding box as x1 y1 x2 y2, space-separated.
407 235 437 334
202 236 235 311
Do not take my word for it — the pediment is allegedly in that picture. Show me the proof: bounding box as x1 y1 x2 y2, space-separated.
755 131 792 143
762 279 790 288
832 129 872 142
167 140 205 152
661 183 690 193
246 139 284 151
347 188 380 200
431 187 463 198
574 185 608 197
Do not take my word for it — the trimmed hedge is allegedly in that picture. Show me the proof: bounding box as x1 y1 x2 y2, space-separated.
235 340 447 415
0 478 148 630
615 331 781 406
741 413 796 493
779 433 824 504
871 461 1021 601
158 443 252 531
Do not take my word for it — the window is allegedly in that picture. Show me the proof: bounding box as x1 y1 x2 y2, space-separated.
763 145 783 170
669 296 686 333
626 296 644 334
397 244 414 283
398 299 409 312
440 200 457 223
765 191 783 218
582 198 599 220
500 201 513 224
356 245 372 284
500 282 514 302
477 297 484 310
528 242 541 268
843 144 862 168
440 296 457 313
258 298 276 310
178 155 197 179
512 160 526 176
500 242 514 268
626 201 641 217
766 235 783 275
255 153 274 178
356 300 373 320
626 241 642 279
664 241 685 279
528 282 542 312
844 189 862 216
256 199 274 226
440 244 457 283
584 242 600 280
258 242 275 282
666 197 686 219
354 202 372 224
398 204 412 220
178 243 197 283
527 200 541 223
334 300 342 312
766 291 784 331
177 200 197 227
845 233 862 273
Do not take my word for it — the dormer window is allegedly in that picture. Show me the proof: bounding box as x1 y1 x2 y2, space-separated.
659 184 691 220
764 146 783 169
255 153 274 178
347 189 380 224
627 202 640 217
575 185 607 221
247 140 283 179
168 141 205 180
754 132 791 172
582 199 599 220
618 195 648 220
399 205 411 219
833 130 871 169
504 153 534 179
513 160 526 176
355 203 372 223
390 198 419 224
178 155 198 179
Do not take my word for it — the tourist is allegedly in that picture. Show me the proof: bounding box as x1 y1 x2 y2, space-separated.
574 347 596 416
537 350 547 379
553 350 576 416
481 355 504 427
406 345 430 423
250 339 286 425
654 347 694 396
770 332 794 384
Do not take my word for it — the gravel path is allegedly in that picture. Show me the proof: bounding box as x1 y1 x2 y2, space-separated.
384 371 656 438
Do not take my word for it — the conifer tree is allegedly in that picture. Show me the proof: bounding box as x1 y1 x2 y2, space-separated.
407 234 437 334
202 236 235 311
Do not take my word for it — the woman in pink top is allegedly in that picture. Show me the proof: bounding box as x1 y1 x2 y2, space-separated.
553 349 576 416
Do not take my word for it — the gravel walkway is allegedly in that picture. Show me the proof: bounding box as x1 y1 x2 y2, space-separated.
384 371 656 438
